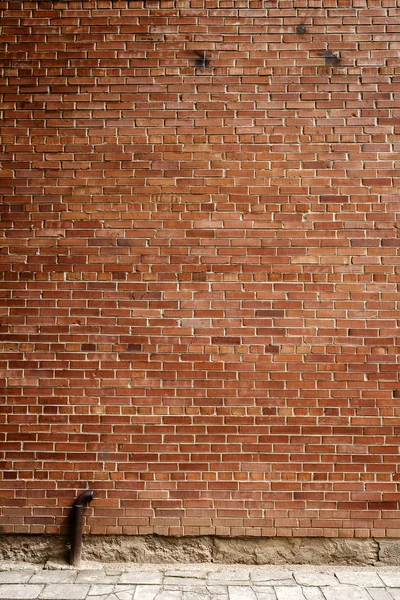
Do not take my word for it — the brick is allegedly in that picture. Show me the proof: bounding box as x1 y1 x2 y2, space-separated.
1 0 400 542
212 337 241 345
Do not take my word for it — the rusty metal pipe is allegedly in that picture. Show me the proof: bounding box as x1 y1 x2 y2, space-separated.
70 490 94 566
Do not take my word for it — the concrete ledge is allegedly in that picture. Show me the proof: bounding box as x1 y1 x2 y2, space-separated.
0 535 399 565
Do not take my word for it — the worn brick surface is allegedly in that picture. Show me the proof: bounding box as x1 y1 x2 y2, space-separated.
1 0 400 539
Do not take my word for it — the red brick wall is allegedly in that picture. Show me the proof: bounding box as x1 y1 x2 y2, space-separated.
1 0 400 539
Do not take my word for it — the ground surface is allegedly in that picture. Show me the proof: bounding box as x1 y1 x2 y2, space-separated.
0 563 400 599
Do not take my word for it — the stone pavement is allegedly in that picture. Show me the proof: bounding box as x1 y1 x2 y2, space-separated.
1 563 400 600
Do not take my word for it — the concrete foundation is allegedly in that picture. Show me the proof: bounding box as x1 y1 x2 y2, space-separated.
0 535 399 566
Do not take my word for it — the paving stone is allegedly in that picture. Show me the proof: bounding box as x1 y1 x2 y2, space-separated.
166 586 209 593
252 572 294 582
209 580 252 588
30 571 77 584
335 571 384 588
210 580 253 587
39 584 90 599
2 566 400 600
0 584 43 599
0 572 34 584
294 573 337 587
253 586 276 592
76 572 119 584
253 588 277 600
207 585 229 594
0 563 41 572
113 585 137 600
45 562 77 572
367 589 397 600
379 574 400 588
228 586 257 600
133 585 161 600
261 580 296 587
302 589 325 600
88 585 115 596
322 585 371 600
226 570 252 580
77 564 104 572
164 577 206 587
275 587 306 600
155 591 182 600
209 571 251 583
165 570 207 580
119 573 162 585
75 571 105 583
252 572 295 586
182 591 210 600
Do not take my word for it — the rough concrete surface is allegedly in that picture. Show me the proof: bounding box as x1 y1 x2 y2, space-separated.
0 536 398 566
83 536 214 564
0 537 67 564
377 540 400 566
212 537 379 565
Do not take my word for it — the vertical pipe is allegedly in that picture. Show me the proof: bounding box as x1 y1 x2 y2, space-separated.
70 504 83 567
70 490 94 566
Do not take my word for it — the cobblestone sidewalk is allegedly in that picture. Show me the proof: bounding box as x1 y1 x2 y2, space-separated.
0 563 400 600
